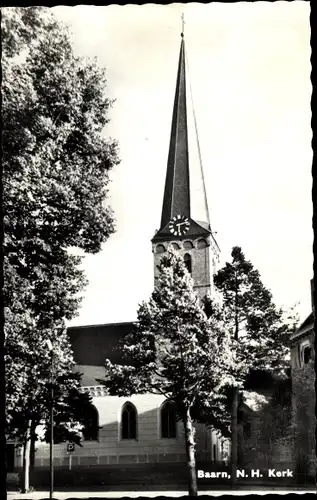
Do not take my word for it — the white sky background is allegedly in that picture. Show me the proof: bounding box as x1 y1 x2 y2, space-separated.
52 2 312 327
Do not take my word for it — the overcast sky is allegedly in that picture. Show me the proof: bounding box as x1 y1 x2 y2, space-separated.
52 2 312 327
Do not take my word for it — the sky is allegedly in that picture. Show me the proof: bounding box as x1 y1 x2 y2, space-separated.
52 2 312 327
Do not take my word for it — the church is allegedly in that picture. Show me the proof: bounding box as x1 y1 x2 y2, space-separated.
6 20 315 492
26 30 229 486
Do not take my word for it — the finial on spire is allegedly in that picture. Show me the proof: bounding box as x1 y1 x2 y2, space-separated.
181 12 185 38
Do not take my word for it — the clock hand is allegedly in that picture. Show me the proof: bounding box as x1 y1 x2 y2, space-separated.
176 222 187 227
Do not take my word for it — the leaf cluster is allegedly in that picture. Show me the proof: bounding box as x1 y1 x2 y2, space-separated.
3 7 119 443
103 251 230 417
214 246 297 374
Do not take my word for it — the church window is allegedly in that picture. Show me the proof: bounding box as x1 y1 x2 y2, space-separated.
121 402 137 440
171 242 180 250
183 241 194 250
83 404 99 441
300 341 312 366
161 401 177 439
156 244 166 254
184 253 192 274
303 345 312 364
197 238 208 249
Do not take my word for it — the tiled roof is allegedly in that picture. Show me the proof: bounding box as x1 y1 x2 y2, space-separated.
67 321 135 366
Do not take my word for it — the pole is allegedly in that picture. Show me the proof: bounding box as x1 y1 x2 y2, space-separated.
49 351 54 499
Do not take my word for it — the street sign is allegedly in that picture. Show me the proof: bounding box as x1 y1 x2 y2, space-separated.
67 443 75 471
67 443 75 453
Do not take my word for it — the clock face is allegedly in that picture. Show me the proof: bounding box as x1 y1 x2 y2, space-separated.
169 215 190 236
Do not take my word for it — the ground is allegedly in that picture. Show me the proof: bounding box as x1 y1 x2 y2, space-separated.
7 487 316 499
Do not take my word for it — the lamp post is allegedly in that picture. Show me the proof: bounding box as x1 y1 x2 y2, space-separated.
46 339 54 499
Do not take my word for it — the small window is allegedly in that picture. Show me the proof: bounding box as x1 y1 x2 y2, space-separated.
156 244 165 254
83 405 99 441
183 241 194 250
184 253 192 274
161 401 177 438
121 403 137 440
303 346 311 364
171 242 180 250
197 238 208 249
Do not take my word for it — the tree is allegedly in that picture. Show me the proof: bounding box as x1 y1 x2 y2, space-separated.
3 7 120 490
213 246 298 484
102 251 231 496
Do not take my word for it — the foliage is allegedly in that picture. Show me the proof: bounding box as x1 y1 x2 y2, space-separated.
214 246 298 377
42 376 94 445
193 246 299 480
102 250 231 495
103 250 230 407
3 6 119 444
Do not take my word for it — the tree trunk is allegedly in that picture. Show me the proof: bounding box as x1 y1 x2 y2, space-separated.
183 407 198 497
30 420 37 472
231 388 238 487
21 419 32 493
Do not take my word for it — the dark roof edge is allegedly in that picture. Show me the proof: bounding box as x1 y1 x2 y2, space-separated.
290 312 314 340
67 320 138 331
296 311 314 330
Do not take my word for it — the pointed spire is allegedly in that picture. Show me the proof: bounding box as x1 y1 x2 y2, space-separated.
159 27 211 234
181 12 185 37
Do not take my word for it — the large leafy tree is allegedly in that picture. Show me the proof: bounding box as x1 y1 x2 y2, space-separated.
102 251 231 496
213 246 298 484
3 6 119 490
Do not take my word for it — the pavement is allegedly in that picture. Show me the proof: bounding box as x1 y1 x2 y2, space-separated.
6 488 316 499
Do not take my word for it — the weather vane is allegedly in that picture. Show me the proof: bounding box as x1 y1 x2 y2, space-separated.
181 12 185 37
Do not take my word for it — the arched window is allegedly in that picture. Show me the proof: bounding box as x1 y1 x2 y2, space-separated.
184 253 192 274
121 403 137 440
303 345 311 364
83 405 99 441
161 401 177 439
183 241 194 250
171 242 180 250
197 238 208 249
156 244 166 254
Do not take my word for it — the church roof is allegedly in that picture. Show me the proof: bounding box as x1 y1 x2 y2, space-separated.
67 321 134 367
157 33 212 237
290 312 314 341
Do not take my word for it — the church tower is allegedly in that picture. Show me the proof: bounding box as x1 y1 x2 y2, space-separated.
152 27 220 300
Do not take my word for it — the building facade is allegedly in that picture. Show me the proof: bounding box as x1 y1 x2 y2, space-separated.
237 279 315 484
290 278 315 481
28 32 227 486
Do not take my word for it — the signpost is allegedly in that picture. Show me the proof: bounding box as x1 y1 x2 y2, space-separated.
67 443 75 471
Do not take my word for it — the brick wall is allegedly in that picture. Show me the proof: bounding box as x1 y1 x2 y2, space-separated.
292 359 316 476
153 237 211 299
240 327 316 481
238 389 294 471
290 326 315 478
